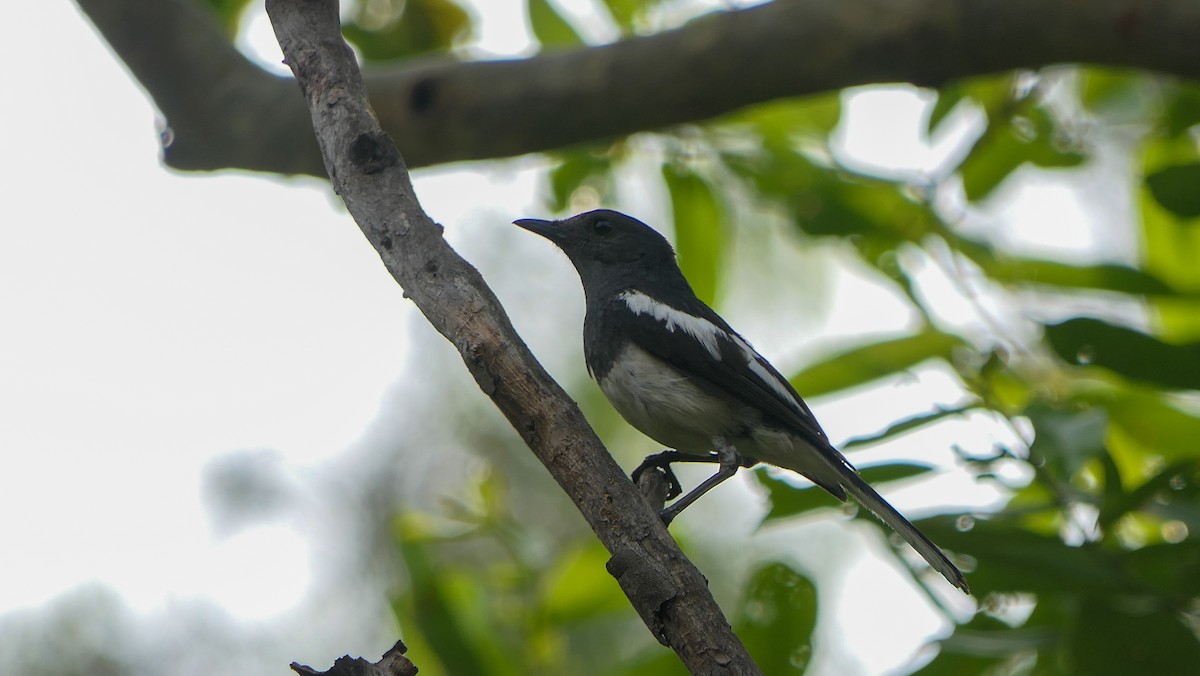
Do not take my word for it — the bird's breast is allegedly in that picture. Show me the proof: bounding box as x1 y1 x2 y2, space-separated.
597 342 734 452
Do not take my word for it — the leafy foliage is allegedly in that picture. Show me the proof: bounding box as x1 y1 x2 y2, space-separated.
527 0 584 49
342 0 470 61
733 563 818 673
1045 317 1200 390
232 5 1200 673
539 65 1200 673
1146 163 1200 218
199 0 255 36
787 330 965 398
387 475 819 676
663 163 724 304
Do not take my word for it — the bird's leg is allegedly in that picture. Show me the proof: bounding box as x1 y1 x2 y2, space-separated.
658 436 743 526
632 450 719 500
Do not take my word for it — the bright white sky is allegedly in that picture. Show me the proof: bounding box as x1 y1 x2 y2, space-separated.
1 1 1120 674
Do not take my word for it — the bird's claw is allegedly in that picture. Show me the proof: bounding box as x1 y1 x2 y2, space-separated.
632 453 684 500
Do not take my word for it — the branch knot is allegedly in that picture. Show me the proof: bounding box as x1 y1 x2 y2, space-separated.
349 132 400 174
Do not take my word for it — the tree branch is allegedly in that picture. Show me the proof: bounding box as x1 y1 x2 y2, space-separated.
81 0 1200 177
291 640 418 676
77 0 321 174
264 0 758 672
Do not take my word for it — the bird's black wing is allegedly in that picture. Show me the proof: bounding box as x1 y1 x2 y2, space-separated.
612 293 852 471
611 292 972 593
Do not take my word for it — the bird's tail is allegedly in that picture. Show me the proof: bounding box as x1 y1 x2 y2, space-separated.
837 466 970 594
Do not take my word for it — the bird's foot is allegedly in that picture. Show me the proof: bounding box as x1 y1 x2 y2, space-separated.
631 450 693 500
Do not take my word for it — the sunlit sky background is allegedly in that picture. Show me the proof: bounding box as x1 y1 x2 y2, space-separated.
1 1 1133 673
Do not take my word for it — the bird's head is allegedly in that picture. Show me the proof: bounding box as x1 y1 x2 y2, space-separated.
514 209 677 280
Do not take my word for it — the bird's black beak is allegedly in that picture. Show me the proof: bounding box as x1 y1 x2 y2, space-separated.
513 217 563 243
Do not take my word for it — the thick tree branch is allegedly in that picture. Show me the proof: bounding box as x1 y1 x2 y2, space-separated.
78 0 320 174
264 0 758 673
82 0 1199 177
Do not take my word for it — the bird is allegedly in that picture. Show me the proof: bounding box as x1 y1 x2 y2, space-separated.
514 208 969 593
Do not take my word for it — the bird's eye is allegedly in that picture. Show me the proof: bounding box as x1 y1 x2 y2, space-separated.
593 220 613 235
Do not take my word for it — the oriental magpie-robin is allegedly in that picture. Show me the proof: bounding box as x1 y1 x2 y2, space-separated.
515 209 969 593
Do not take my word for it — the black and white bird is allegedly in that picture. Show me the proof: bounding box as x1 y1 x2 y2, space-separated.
514 209 969 593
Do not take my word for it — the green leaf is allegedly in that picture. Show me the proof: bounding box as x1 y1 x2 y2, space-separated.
1146 163 1200 218
1125 540 1200 598
914 516 1128 596
745 159 934 243
952 228 1186 299
663 165 723 304
912 649 1021 676
200 0 254 36
1102 460 1200 536
918 600 1067 673
600 0 647 32
758 463 934 522
842 406 973 450
539 542 628 621
722 124 941 250
756 470 839 520
1140 139 1200 340
527 0 583 49
790 171 902 239
926 75 1015 136
790 330 965 398
939 627 1059 658
620 651 690 676
716 95 842 149
1045 317 1200 390
1162 82 1200 138
733 563 817 673
343 0 470 61
746 96 843 137
1080 67 1147 113
1024 404 1123 520
816 172 935 241
1100 390 1200 463
959 126 1054 201
548 149 612 211
1070 598 1200 675
926 86 965 137
1025 404 1109 481
960 107 1086 202
857 462 936 484
393 525 492 675
978 256 1183 296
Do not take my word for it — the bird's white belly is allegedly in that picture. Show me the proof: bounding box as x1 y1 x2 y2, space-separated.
597 345 846 491
597 343 732 452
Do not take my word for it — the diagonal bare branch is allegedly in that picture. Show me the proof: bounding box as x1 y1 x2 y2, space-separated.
264 0 760 672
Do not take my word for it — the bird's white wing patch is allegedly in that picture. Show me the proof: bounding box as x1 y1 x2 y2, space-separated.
620 290 723 359
732 334 805 415
621 290 807 416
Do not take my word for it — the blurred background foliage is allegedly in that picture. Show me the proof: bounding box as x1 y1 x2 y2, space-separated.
30 0 1199 674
